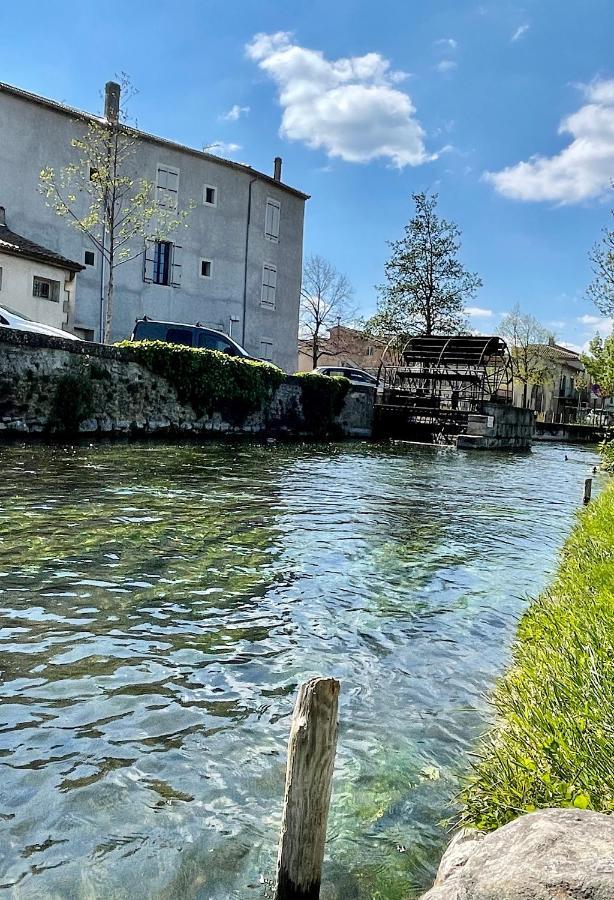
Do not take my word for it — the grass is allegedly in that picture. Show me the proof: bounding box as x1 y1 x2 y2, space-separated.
460 478 614 832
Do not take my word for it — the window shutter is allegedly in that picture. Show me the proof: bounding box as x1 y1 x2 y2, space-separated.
143 240 156 283
171 243 182 287
272 203 280 239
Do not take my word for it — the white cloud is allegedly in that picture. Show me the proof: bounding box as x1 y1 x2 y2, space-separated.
436 60 457 73
578 314 614 335
466 306 493 317
221 104 250 121
511 23 530 42
245 31 431 168
578 314 603 325
484 79 614 203
205 141 242 156
435 38 457 49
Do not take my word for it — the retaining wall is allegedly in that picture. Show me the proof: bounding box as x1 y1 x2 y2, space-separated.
0 328 374 439
456 402 534 450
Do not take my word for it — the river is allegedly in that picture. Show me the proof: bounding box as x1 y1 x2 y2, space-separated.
0 439 599 898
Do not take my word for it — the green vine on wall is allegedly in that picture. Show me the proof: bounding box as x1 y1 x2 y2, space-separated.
52 363 95 432
116 341 285 421
293 372 350 435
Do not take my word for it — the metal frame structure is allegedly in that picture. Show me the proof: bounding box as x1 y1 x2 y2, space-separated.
377 335 514 412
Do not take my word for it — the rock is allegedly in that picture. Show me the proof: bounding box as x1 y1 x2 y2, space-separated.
420 809 614 900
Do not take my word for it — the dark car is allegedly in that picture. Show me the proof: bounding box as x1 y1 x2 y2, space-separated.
131 317 251 357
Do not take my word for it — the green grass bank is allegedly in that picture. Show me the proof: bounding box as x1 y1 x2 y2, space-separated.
460 477 614 832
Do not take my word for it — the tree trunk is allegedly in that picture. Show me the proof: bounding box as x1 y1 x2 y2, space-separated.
522 382 528 409
103 267 114 344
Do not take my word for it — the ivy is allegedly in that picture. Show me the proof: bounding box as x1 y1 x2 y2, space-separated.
116 341 285 422
293 372 350 435
52 363 94 432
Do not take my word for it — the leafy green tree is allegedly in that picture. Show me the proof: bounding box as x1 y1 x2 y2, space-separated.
582 332 614 397
40 77 190 342
499 305 555 408
367 192 481 339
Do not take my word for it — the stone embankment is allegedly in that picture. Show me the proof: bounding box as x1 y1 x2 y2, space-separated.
0 328 373 439
420 808 614 900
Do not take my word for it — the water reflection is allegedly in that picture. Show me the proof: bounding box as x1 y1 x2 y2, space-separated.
0 440 599 898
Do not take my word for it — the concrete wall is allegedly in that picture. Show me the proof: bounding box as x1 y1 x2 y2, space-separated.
0 84 306 372
456 402 534 450
0 328 373 439
0 252 76 330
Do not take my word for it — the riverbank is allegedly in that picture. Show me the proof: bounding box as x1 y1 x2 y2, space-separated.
460 476 614 831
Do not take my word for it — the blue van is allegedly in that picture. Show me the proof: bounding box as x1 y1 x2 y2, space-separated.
131 317 251 358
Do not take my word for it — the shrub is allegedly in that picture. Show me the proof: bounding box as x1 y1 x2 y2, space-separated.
599 435 614 472
460 479 614 831
116 340 284 422
52 364 94 431
293 372 350 435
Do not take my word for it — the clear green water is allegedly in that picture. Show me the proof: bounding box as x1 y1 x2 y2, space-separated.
0 440 599 898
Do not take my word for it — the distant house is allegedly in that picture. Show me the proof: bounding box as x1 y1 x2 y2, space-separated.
0 206 84 333
298 325 388 373
511 341 588 422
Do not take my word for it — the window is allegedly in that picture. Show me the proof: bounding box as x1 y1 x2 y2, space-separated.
32 276 60 302
156 164 179 209
265 198 280 242
84 250 95 267
366 346 374 357
260 339 273 361
203 185 217 207
261 264 277 309
200 259 212 278
199 332 239 355
166 328 193 347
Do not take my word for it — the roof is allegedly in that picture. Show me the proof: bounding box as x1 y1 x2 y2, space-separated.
0 222 84 272
403 335 510 366
529 342 581 362
0 81 310 202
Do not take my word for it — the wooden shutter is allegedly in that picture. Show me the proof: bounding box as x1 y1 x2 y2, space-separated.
171 243 182 287
143 240 156 283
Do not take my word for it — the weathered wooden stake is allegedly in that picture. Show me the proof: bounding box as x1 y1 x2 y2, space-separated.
275 677 340 900
583 477 592 505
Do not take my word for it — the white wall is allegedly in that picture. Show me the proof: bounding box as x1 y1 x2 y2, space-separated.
0 252 75 330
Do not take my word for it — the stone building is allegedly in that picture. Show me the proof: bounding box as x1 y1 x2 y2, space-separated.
0 80 308 372
511 342 588 422
298 324 388 373
0 206 83 330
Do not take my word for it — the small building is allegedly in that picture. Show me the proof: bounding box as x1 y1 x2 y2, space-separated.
298 325 388 373
511 342 587 423
0 206 84 333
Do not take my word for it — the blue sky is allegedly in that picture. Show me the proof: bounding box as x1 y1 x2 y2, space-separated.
2 0 613 350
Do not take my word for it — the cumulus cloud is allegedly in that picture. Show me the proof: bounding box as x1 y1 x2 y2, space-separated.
436 60 457 74
205 140 242 156
245 31 431 168
511 23 530 42
466 306 493 317
221 104 250 121
484 79 614 203
435 37 457 49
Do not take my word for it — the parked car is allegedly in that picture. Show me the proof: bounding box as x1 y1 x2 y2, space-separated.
313 365 379 389
131 317 252 358
0 304 82 341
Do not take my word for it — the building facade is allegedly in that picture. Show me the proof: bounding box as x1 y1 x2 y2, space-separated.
0 80 308 372
0 206 83 329
298 325 388 373
511 342 588 422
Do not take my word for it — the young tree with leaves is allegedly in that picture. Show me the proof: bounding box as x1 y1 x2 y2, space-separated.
582 332 614 398
499 304 555 408
40 78 190 342
300 254 355 367
367 192 481 339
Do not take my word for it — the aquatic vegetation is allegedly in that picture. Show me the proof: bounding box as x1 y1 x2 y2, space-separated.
461 478 614 830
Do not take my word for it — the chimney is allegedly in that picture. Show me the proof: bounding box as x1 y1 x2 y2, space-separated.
0 206 5 227
104 81 121 122
548 335 555 347
273 156 282 182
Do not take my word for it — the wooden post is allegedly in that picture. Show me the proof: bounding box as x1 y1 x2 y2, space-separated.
583 477 592 505
275 677 340 900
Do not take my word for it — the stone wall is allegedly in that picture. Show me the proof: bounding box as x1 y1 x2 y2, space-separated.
456 402 534 450
534 421 606 443
0 328 374 439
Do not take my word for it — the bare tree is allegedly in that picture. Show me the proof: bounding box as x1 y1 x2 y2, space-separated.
367 192 481 339
40 76 191 342
300 254 355 367
499 304 555 408
587 199 614 317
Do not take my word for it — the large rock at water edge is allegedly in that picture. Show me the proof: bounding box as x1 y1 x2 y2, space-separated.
420 808 614 900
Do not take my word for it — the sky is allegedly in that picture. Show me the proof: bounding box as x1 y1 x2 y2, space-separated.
2 0 613 351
